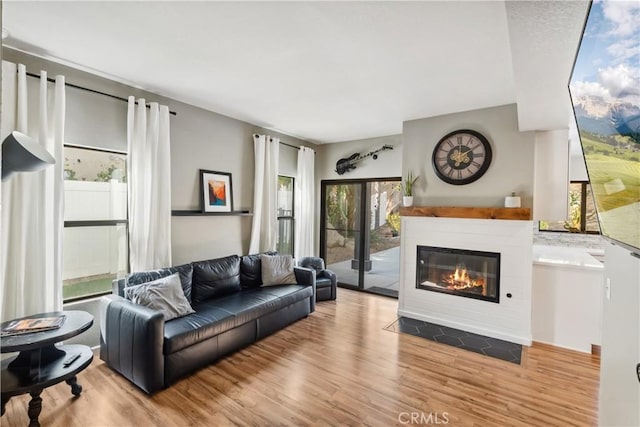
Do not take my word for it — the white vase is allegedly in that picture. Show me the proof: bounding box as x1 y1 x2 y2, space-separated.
403 196 414 207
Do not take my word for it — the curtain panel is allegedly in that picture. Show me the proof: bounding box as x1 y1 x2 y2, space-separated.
127 97 172 272
1 62 65 321
249 134 279 254
294 147 315 259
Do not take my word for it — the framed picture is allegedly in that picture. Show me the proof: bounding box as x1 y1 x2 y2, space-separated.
200 169 234 213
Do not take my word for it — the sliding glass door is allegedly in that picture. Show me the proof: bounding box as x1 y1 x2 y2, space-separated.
320 178 401 297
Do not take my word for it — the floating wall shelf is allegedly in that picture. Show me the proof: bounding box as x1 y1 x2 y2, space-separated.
171 210 252 217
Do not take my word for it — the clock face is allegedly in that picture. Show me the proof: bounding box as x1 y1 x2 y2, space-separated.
432 129 493 185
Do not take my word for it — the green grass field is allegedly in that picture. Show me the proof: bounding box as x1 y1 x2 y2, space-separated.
63 275 114 300
581 136 640 212
580 134 640 248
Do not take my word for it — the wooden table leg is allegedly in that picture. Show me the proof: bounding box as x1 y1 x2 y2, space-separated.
66 376 82 396
27 390 42 427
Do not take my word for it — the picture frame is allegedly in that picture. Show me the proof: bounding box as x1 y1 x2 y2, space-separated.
200 169 234 213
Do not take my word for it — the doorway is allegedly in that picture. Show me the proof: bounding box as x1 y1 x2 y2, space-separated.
320 178 401 297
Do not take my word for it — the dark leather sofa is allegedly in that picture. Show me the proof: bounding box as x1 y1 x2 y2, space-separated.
99 253 316 394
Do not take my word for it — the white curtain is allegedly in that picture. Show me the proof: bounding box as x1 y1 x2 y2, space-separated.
294 147 315 259
1 63 65 321
127 97 172 271
249 134 279 254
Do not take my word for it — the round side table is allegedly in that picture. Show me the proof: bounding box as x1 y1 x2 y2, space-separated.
1 310 94 427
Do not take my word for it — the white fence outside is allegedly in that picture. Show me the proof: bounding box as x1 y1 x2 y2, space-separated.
63 180 127 281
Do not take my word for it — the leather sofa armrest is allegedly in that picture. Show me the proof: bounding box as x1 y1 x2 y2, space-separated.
320 269 337 286
294 266 316 312
99 294 165 394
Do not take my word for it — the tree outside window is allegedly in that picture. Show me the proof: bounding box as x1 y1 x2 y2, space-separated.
539 181 600 234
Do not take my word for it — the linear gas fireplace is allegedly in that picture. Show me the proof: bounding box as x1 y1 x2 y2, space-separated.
416 246 501 303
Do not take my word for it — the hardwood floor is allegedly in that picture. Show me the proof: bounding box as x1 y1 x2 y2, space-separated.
2 289 600 426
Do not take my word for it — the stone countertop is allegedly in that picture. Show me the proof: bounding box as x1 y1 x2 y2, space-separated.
532 244 604 271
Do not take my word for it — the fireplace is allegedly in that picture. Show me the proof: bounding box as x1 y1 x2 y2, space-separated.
416 246 500 303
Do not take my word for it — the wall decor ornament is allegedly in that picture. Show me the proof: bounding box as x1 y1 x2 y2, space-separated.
335 144 393 175
200 169 234 213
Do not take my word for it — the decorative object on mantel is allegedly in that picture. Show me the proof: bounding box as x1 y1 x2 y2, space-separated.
335 144 393 175
400 171 420 207
200 169 234 213
432 129 493 185
399 206 531 220
504 192 521 208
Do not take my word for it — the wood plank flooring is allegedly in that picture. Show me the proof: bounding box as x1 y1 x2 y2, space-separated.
1 289 600 426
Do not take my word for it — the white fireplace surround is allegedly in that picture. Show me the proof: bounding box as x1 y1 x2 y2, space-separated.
399 216 533 345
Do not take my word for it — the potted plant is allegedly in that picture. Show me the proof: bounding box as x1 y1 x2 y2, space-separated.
400 171 419 207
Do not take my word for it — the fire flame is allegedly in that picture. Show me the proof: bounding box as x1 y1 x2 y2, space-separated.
442 265 486 295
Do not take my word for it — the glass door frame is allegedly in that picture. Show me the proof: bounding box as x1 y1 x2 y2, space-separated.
320 177 401 294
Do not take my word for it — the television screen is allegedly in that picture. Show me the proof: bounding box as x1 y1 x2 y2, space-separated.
569 0 640 251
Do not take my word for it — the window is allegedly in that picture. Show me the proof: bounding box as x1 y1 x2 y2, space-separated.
63 146 128 301
539 181 600 234
277 176 294 255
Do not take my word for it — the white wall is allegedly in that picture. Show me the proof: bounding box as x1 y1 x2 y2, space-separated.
532 129 569 220
532 263 602 352
402 104 535 208
599 241 640 426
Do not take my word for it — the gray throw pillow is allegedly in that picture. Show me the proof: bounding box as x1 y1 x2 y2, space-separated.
124 273 195 321
261 254 298 286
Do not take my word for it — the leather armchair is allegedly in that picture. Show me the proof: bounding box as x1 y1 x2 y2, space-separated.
298 257 337 301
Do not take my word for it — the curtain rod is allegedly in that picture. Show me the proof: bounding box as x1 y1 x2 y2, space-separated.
25 71 178 116
253 134 315 153
281 140 315 153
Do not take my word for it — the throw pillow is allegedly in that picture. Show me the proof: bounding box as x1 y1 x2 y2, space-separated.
240 251 278 289
261 254 298 286
125 263 193 302
124 273 195 321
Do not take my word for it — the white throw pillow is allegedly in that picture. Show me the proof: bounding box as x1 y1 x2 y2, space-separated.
124 272 195 321
261 254 298 286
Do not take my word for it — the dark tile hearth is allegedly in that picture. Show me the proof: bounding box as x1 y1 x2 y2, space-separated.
384 317 522 364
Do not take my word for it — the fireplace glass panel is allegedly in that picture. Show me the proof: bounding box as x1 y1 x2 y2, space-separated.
416 246 500 303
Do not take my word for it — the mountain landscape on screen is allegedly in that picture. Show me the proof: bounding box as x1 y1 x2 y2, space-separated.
569 0 640 250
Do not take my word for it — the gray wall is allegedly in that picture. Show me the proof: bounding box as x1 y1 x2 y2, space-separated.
402 104 535 208
316 134 402 181
3 47 315 265
599 241 640 426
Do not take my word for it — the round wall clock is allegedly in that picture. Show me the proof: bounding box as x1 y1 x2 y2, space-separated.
431 129 493 185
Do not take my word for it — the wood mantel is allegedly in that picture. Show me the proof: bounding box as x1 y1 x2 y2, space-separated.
399 206 531 220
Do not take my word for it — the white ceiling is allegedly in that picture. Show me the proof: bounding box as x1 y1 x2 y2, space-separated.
2 1 588 144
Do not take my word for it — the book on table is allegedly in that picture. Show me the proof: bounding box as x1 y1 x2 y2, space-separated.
1 315 66 336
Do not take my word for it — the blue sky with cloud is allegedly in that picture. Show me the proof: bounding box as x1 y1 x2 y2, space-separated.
570 0 639 108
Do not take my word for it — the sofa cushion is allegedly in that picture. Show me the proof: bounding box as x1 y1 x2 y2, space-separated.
191 255 241 304
261 254 297 286
163 304 235 354
126 263 193 302
240 251 277 289
124 273 195 321
206 290 281 326
258 284 314 307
